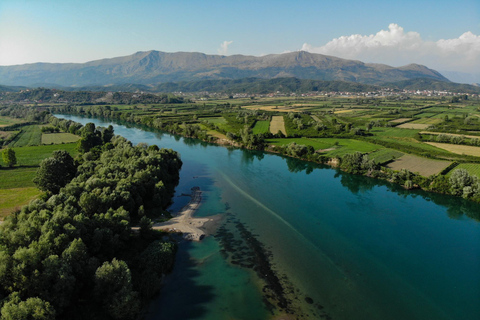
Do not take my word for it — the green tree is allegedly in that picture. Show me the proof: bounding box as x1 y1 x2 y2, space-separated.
94 259 140 320
33 150 77 194
2 148 17 168
0 294 56 320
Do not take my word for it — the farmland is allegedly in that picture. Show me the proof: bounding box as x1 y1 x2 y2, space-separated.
0 143 78 167
387 154 451 176
3 93 480 208
0 116 25 127
270 116 286 135
8 124 42 147
42 132 81 144
447 163 480 178
425 142 480 157
0 143 79 219
252 120 270 134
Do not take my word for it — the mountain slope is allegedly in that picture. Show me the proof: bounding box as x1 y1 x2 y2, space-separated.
0 50 449 87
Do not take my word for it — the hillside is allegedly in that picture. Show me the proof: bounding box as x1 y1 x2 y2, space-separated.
0 50 449 87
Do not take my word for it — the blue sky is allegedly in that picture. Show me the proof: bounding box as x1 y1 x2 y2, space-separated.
0 0 479 73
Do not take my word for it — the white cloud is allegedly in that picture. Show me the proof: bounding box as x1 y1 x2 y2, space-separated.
301 24 480 73
218 40 233 55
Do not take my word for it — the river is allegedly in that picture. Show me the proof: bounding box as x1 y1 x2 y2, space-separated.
56 114 480 320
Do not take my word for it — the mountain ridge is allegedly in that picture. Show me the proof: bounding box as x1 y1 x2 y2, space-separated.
0 50 449 87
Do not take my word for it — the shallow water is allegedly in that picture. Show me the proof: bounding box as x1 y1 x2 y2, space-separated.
57 115 480 320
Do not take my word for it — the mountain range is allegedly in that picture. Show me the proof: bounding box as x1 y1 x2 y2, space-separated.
0 50 450 87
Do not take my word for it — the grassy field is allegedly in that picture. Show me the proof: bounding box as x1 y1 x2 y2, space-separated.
425 142 480 157
42 132 81 144
199 117 227 124
252 120 270 134
396 123 431 130
267 137 383 157
267 138 332 150
0 167 38 188
446 163 480 178
0 116 25 127
0 143 78 167
387 154 451 176
0 187 41 219
389 118 412 123
370 127 420 138
411 118 443 125
367 149 404 164
0 143 78 220
270 116 286 135
8 125 42 147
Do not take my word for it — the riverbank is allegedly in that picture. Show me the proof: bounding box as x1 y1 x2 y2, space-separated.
154 187 223 241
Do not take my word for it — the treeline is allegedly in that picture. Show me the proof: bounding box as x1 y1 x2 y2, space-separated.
0 120 183 319
0 106 52 146
1 88 186 105
385 78 480 94
153 77 381 94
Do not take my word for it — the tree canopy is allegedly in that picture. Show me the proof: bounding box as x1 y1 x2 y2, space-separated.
0 122 182 319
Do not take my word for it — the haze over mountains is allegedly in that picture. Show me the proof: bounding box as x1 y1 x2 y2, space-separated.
0 50 450 88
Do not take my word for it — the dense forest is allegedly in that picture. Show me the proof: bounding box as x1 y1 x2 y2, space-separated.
0 118 182 319
0 88 186 105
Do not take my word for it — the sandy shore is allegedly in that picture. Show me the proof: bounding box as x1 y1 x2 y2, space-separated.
153 187 222 241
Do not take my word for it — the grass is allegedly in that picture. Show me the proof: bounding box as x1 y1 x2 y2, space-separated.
0 143 78 167
446 163 480 178
8 125 42 147
267 138 332 150
412 118 443 125
0 167 38 189
387 154 451 176
396 123 431 130
252 120 270 134
198 117 227 125
424 142 480 157
368 149 404 164
42 133 81 144
0 187 41 220
267 137 383 157
370 127 420 138
0 116 24 127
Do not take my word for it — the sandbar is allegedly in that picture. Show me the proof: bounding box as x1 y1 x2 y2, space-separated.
153 187 222 241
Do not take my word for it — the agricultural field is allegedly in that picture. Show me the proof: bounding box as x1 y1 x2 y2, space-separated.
425 142 480 157
367 148 404 165
0 130 18 141
0 142 78 167
370 127 420 138
0 116 25 127
411 118 443 125
270 116 286 135
7 124 42 147
396 123 431 129
0 187 41 219
420 131 480 139
268 137 383 157
387 154 451 176
0 143 79 219
389 118 412 123
446 163 480 178
252 120 270 134
42 132 81 144
199 116 227 125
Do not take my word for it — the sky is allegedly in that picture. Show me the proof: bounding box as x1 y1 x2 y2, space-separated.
0 0 479 76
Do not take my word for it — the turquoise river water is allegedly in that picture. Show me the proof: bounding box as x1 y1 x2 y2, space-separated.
57 114 480 320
